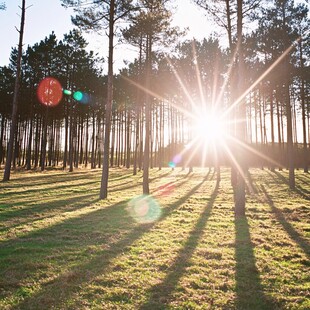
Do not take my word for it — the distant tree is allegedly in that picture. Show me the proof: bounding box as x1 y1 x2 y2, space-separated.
0 66 14 166
0 2 5 10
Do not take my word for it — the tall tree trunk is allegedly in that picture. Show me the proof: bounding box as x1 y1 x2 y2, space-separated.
63 104 69 169
79 115 84 165
26 103 33 170
133 107 140 175
40 107 48 171
85 115 89 167
68 110 74 172
0 117 5 166
100 0 115 199
234 0 246 217
285 83 295 188
270 89 275 171
34 117 40 168
299 39 308 172
110 113 116 167
281 1 295 188
91 112 96 168
3 0 26 181
126 109 131 169
143 33 152 194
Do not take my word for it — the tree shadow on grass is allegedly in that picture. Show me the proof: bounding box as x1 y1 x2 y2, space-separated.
139 180 219 309
0 194 100 239
0 178 100 199
295 173 310 186
260 185 309 258
13 173 209 309
246 171 259 195
234 215 274 310
1 170 100 188
273 171 310 200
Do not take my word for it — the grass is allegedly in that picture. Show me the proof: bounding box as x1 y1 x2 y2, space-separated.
0 167 309 309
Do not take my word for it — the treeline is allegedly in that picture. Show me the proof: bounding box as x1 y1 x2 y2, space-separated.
0 1 309 174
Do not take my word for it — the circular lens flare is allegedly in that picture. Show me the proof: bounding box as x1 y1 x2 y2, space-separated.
37 77 63 107
156 182 175 197
127 195 161 224
73 91 83 101
168 161 176 168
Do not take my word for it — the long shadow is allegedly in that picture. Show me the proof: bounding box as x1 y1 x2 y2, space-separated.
261 185 309 258
140 180 219 309
235 215 274 309
149 170 174 182
108 171 182 193
273 171 310 200
0 178 100 199
13 174 208 309
109 171 135 181
246 171 259 195
0 178 101 218
295 173 310 186
0 195 100 238
1 170 101 188
1 171 193 239
0 199 131 253
152 173 195 198
204 168 212 181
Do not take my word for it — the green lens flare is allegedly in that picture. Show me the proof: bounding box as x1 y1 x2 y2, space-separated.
63 89 72 96
73 91 83 101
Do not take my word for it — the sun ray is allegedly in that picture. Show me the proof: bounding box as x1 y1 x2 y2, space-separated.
183 139 204 170
213 43 240 109
227 134 284 169
191 40 206 108
222 142 247 182
121 75 194 120
223 38 301 118
165 57 200 115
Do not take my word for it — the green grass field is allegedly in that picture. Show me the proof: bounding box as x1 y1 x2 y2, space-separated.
0 167 309 309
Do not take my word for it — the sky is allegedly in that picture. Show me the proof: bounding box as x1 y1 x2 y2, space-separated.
0 0 214 72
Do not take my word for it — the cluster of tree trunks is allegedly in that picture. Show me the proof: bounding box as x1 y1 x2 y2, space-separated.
1 1 309 210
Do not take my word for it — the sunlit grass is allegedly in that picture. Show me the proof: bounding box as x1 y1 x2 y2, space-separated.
0 167 309 309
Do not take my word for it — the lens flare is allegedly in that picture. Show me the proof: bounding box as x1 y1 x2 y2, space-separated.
156 182 175 197
63 89 72 96
73 91 83 101
173 154 182 164
73 91 90 104
168 161 176 168
37 77 63 107
127 195 161 224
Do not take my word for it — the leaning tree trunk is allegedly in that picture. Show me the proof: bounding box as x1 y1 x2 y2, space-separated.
3 0 26 181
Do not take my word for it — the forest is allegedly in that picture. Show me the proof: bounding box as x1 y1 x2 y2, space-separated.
1 1 309 193
0 1 310 309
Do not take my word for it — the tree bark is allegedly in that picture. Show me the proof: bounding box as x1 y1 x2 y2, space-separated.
234 0 246 217
3 0 26 181
100 0 115 199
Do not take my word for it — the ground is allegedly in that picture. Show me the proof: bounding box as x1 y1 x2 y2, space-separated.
0 167 309 309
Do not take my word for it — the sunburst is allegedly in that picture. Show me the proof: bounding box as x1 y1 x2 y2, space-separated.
121 35 302 186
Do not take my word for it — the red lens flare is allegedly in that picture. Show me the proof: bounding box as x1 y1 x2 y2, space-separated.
37 77 63 107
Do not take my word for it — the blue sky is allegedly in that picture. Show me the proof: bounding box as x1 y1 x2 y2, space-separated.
0 0 212 72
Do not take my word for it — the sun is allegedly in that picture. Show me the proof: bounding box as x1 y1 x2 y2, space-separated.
192 108 226 146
